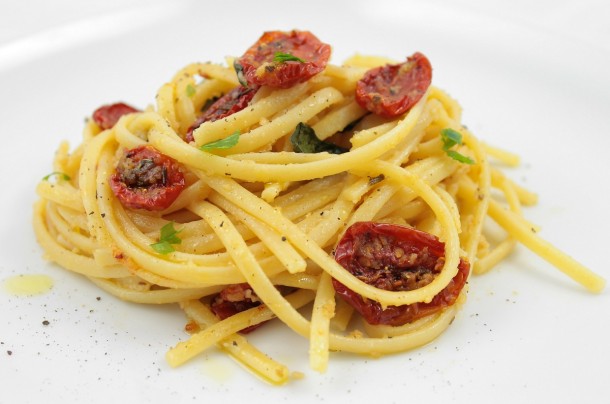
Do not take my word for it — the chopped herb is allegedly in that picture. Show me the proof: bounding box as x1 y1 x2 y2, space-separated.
446 149 475 164
290 122 348 154
199 131 240 152
186 84 196 97
233 60 248 87
42 171 71 181
440 128 462 149
273 52 305 63
150 222 182 254
440 128 475 164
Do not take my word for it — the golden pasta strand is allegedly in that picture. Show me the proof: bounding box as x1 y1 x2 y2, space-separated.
488 200 605 292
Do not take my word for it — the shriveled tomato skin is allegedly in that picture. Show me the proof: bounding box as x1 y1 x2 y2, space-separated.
235 30 331 89
185 85 258 142
92 102 139 130
109 145 185 211
332 222 469 326
210 283 264 334
355 52 432 118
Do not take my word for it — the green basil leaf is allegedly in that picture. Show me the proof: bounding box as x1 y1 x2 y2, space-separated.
150 222 182 254
150 241 175 254
290 123 348 154
440 128 462 151
446 149 475 165
233 60 248 87
273 52 305 63
440 128 475 164
200 131 240 151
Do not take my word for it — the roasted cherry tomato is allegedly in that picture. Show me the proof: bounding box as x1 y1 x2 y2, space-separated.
332 222 469 326
109 145 185 211
355 52 432 118
185 85 258 142
234 30 331 89
92 102 139 130
210 283 264 334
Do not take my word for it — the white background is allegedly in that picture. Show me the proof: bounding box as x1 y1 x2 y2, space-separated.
1 1 609 403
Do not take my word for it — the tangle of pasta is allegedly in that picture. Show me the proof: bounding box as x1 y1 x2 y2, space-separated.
33 30 605 385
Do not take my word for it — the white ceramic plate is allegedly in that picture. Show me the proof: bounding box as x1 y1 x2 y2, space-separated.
1 1 609 403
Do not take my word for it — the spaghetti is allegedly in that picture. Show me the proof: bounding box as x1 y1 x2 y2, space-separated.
33 30 604 384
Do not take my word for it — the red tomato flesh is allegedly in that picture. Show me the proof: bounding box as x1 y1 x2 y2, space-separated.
109 145 185 211
92 102 139 130
210 283 264 334
185 85 258 142
355 52 432 118
332 222 469 326
234 30 331 89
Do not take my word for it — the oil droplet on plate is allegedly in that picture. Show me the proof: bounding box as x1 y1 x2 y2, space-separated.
3 274 54 296
200 354 234 384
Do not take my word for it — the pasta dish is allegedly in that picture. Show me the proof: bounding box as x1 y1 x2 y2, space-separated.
33 30 605 384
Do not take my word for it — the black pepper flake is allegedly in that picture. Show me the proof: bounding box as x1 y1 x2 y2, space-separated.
281 236 287 241
368 174 384 186
7 350 12 356
42 320 50 326
101 213 106 218
219 221 224 227
96 297 101 301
